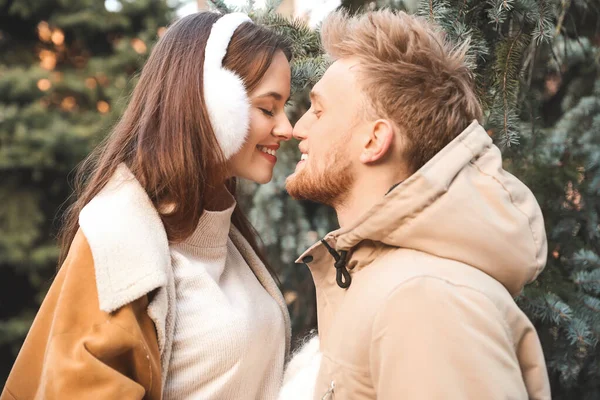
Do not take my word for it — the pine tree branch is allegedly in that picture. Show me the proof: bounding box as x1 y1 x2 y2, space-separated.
573 270 600 295
208 0 231 13
546 293 574 324
487 0 515 29
264 0 284 13
500 27 526 145
454 0 468 24
533 0 555 43
429 0 434 21
555 0 571 37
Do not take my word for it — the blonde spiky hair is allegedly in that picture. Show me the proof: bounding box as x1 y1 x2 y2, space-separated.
321 9 483 173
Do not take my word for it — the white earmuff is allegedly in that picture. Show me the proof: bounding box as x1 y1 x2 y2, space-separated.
203 12 252 159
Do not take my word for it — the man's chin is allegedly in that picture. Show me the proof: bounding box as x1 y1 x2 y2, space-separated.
285 171 307 201
285 170 336 206
285 168 322 202
286 156 353 206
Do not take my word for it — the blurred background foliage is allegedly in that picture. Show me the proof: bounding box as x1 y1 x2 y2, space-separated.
1 0 599 398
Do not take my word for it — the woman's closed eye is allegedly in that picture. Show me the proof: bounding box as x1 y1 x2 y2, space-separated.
259 108 274 117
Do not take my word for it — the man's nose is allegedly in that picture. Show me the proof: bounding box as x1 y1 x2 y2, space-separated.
292 112 309 140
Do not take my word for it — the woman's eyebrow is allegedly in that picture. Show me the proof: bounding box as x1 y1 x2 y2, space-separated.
256 91 290 103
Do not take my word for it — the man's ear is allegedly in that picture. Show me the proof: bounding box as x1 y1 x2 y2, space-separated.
359 119 395 164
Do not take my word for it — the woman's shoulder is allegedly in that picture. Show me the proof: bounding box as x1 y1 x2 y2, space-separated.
63 228 168 313
3 228 161 400
77 164 171 314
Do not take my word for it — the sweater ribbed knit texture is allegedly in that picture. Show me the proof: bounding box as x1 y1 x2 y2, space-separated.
164 195 285 399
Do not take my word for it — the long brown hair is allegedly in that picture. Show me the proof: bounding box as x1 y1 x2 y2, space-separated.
58 12 292 280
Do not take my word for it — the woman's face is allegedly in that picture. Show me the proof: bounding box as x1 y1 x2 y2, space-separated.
228 51 293 184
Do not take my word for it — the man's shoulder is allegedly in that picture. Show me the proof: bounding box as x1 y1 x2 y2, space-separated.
358 247 495 285
350 248 515 317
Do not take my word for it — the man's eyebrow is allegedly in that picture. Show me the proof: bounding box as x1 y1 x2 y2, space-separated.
309 90 324 104
256 91 291 103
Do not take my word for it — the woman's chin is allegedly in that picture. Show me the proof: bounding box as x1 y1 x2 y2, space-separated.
254 175 272 185
232 164 274 184
244 171 273 185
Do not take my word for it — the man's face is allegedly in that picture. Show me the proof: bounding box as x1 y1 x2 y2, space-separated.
285 58 366 206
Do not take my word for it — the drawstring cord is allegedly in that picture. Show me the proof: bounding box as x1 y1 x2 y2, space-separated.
320 239 352 289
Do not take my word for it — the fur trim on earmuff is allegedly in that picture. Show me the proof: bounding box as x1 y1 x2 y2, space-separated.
203 13 252 159
203 67 249 159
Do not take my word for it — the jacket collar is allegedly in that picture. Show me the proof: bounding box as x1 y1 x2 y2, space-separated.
79 164 170 315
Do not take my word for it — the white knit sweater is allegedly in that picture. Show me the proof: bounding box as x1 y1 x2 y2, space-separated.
163 195 286 399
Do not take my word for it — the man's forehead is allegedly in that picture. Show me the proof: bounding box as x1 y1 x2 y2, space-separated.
314 58 361 99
